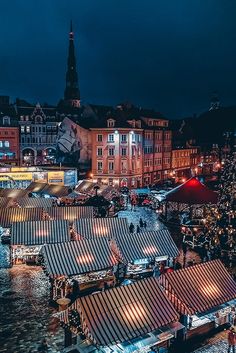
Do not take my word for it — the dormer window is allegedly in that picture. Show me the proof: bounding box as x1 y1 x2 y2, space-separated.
3 116 10 125
148 120 153 126
107 119 115 128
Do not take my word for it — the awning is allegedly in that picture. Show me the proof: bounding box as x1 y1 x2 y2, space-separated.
46 206 94 221
0 189 29 198
17 198 54 209
58 277 179 346
0 197 14 208
42 238 118 277
114 230 179 263
0 208 44 228
165 177 218 204
42 184 71 197
74 218 129 239
75 180 95 193
159 260 236 315
11 220 70 245
26 182 47 193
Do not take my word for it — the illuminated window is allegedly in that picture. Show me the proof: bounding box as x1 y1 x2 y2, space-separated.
20 126 25 133
0 141 2 147
132 133 136 143
3 116 10 125
4 141 9 147
97 134 103 142
108 161 114 170
108 134 114 142
137 134 141 142
97 147 103 156
26 126 30 133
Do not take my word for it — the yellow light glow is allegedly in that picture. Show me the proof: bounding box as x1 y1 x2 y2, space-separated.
76 254 94 264
124 302 145 323
143 245 158 255
201 284 219 296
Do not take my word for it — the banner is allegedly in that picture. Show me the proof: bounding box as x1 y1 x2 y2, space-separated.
48 171 64 185
0 172 33 181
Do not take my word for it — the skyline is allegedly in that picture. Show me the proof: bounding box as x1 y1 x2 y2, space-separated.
1 0 236 118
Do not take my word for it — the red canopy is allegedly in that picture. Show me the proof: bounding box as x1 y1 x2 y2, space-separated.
165 177 218 204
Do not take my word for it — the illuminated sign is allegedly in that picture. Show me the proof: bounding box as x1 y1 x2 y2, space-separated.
0 172 33 181
48 171 64 185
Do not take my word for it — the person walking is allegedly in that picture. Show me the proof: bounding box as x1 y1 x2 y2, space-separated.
136 225 140 233
143 221 147 229
139 217 144 228
153 263 160 278
129 222 135 233
227 326 236 353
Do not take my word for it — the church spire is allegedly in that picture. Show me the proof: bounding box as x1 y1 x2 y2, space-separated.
64 21 80 107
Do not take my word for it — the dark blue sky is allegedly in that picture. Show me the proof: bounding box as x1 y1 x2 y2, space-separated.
0 0 236 118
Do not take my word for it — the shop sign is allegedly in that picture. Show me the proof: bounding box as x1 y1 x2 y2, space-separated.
64 170 77 186
48 171 64 185
0 172 33 181
33 172 48 183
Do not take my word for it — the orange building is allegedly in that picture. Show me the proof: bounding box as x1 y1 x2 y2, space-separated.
171 147 200 180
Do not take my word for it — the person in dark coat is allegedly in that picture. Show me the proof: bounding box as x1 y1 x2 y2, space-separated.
129 222 135 233
139 218 144 227
136 225 140 233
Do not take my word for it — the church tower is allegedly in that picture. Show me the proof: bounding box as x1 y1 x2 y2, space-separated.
64 21 80 107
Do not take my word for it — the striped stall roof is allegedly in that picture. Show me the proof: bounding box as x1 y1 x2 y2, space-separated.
0 197 13 208
159 260 236 315
17 198 54 209
11 220 70 245
58 277 179 346
42 238 118 277
0 189 29 198
42 184 70 197
46 206 94 221
74 218 129 239
0 208 44 228
115 230 179 263
26 182 47 193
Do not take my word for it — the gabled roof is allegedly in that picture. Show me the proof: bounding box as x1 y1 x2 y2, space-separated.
159 260 236 315
165 177 218 204
58 277 179 346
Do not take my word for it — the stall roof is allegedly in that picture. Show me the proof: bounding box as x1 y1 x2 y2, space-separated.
159 260 236 315
46 206 94 221
26 182 47 193
42 238 118 277
0 208 44 228
0 197 14 208
74 218 129 239
58 277 179 346
11 220 70 245
115 230 179 263
42 184 71 198
17 197 54 209
0 188 29 198
165 177 218 204
75 180 95 193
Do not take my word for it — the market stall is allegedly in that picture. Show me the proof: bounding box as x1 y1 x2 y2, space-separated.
0 207 44 228
17 197 54 209
74 217 129 239
57 277 182 351
11 220 71 265
159 259 236 339
46 206 94 223
113 229 179 279
42 238 119 300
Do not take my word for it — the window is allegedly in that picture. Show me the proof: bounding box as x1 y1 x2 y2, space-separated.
4 141 9 147
144 146 153 154
154 158 162 166
137 134 141 143
155 145 162 153
121 134 127 143
121 148 127 156
132 133 136 143
97 147 103 156
144 159 152 167
108 134 114 143
108 147 114 156
145 132 152 140
97 161 103 171
21 125 25 133
107 119 115 128
108 161 114 170
3 116 10 125
26 126 30 133
97 134 103 142
0 141 2 147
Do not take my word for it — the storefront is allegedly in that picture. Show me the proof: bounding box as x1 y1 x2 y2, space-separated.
10 220 71 265
42 238 119 300
112 229 179 279
159 260 236 340
57 277 182 352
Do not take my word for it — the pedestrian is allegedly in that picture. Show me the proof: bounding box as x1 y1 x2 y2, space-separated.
129 222 134 233
153 263 160 278
139 217 144 228
227 327 236 353
136 225 140 233
143 221 147 229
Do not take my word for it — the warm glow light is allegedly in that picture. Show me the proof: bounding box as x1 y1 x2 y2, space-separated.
124 302 146 323
201 284 219 296
143 245 158 255
182 178 186 183
93 226 108 236
76 254 94 264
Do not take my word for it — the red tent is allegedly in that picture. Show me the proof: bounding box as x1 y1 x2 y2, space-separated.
165 177 218 204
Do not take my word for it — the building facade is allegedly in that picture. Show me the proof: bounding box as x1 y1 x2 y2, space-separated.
0 96 20 166
171 147 200 180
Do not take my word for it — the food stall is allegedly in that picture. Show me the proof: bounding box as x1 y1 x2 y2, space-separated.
159 259 236 340
45 206 94 223
112 229 179 279
10 220 71 265
42 238 120 301
57 277 181 351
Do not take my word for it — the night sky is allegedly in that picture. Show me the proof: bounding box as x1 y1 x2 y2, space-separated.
0 0 236 118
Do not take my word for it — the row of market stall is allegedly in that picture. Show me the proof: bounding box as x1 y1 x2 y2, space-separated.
57 260 236 353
